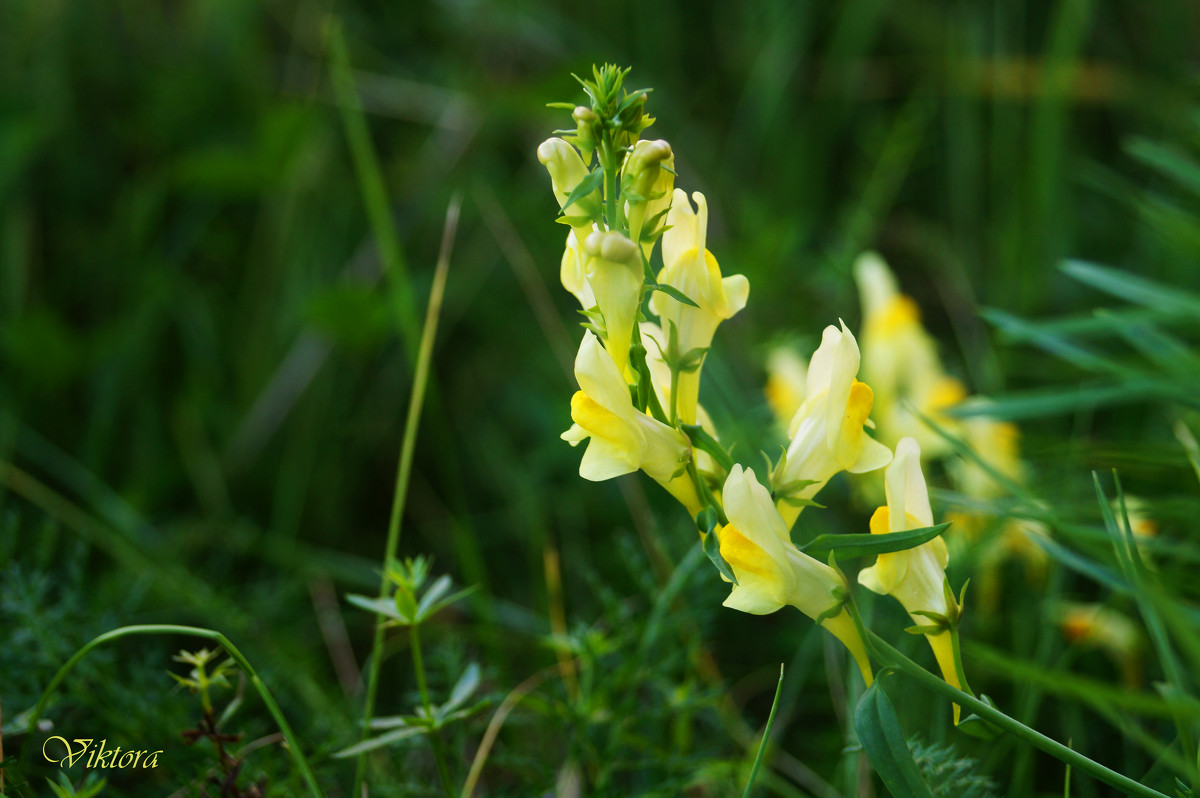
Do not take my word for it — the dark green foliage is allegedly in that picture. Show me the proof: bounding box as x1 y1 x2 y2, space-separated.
1 1 1199 795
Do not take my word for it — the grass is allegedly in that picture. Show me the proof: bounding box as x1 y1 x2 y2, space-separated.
2 1 1200 796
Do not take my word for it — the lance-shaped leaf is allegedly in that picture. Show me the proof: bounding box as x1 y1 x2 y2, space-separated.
853 674 936 798
801 522 950 560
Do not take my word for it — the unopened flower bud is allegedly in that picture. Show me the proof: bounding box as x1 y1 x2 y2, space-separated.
582 230 642 380
538 137 600 236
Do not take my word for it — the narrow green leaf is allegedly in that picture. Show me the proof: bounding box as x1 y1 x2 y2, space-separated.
800 523 950 559
332 725 428 758
652 283 701 308
682 424 735 473
696 506 720 536
560 166 603 213
741 664 785 798
346 593 406 623
441 662 481 716
417 584 479 622
853 674 936 798
703 529 737 584
1061 260 1200 318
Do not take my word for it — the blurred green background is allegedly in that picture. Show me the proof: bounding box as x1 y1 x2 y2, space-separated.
3 1 1199 795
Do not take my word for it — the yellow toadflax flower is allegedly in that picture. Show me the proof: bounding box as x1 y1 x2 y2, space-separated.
854 252 966 457
559 230 594 310
649 190 749 426
717 465 872 685
562 332 699 514
582 229 645 381
858 437 965 722
773 322 892 529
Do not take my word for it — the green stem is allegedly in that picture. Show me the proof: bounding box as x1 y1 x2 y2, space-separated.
411 625 456 798
601 137 620 233
947 624 975 699
22 625 324 798
864 631 1171 798
354 197 460 796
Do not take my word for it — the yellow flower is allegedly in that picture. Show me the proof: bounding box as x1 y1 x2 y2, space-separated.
764 345 808 429
640 321 723 480
561 332 698 514
559 230 594 310
854 252 965 457
583 230 644 381
946 414 1050 607
621 139 674 259
537 137 600 240
857 437 963 721
717 465 872 684
774 322 892 529
649 190 749 426
1058 602 1143 686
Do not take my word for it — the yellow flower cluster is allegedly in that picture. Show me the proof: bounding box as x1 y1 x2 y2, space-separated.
538 67 969 715
765 252 1054 610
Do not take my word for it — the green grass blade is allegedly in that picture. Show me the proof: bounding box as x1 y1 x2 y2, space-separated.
327 19 419 353
741 664 785 798
354 195 461 796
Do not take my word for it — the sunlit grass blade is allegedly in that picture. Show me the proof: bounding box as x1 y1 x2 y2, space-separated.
353 195 461 796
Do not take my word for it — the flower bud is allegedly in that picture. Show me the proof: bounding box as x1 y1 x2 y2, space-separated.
537 137 600 235
582 231 643 380
572 106 599 164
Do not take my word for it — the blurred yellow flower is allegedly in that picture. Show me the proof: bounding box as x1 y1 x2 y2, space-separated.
946 415 1051 608
649 190 749 426
774 322 892 529
717 465 872 684
562 332 699 514
1058 602 1143 687
858 437 964 721
764 345 807 428
854 252 965 457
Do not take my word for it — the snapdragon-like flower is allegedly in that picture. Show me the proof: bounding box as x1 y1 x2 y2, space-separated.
559 230 594 310
858 437 964 721
854 252 966 457
717 465 872 684
640 321 723 479
562 332 700 514
583 229 644 381
649 190 749 426
773 322 892 529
